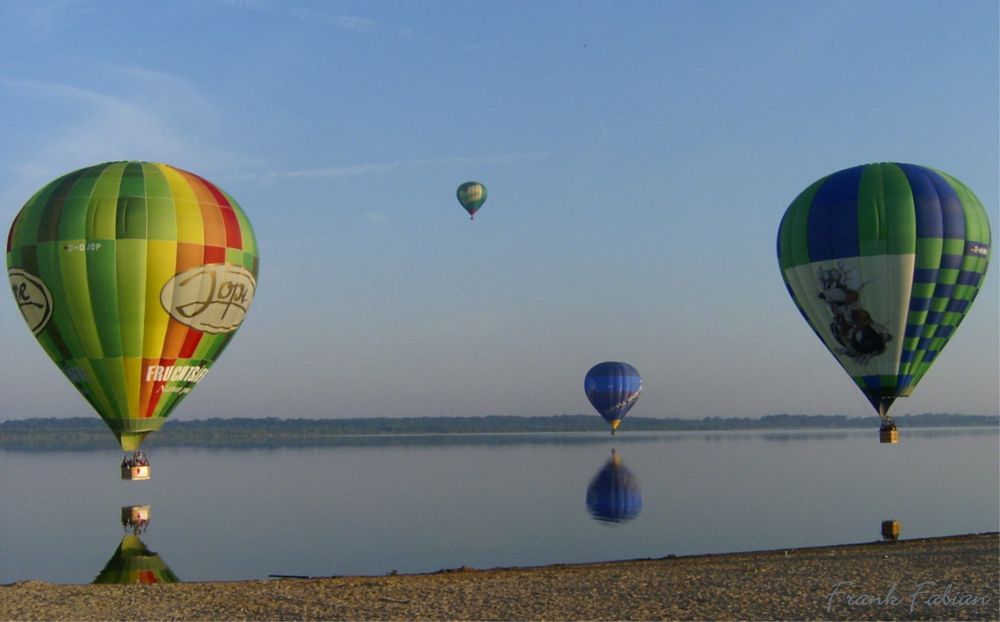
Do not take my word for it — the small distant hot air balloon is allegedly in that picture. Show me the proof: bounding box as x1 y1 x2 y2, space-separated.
456 181 487 219
6 161 260 476
777 163 991 443
585 361 642 435
586 449 643 523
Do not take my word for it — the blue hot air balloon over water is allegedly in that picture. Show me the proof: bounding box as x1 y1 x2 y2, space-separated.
585 362 642 435
777 163 991 443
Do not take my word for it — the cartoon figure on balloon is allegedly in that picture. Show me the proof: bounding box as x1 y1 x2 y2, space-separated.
816 261 891 364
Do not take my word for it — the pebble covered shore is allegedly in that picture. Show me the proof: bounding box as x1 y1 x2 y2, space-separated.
2 533 997 621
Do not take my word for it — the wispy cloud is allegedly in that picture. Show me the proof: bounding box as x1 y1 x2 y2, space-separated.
226 162 402 183
226 152 551 184
216 0 378 34
0 66 252 189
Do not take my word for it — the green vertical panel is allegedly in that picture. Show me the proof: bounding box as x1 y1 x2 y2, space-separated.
146 196 177 241
144 164 177 242
12 183 60 246
37 175 76 243
118 197 148 239
73 358 117 419
778 178 822 269
88 164 126 240
34 241 85 359
944 170 992 246
62 169 101 238
856 164 885 257
86 241 122 357
880 164 916 256
58 193 90 244
91 357 127 419
143 162 171 199
89 196 118 241
116 239 147 358
857 163 915 257
119 162 146 198
59 242 103 356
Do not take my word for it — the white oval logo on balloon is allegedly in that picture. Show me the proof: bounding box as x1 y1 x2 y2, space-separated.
160 264 256 333
8 268 53 335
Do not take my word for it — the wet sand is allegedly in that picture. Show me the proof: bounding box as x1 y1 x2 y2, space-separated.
2 533 997 621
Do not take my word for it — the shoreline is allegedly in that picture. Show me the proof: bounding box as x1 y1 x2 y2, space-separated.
3 533 997 621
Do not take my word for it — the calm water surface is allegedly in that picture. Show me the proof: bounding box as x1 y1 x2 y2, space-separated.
2 428 997 584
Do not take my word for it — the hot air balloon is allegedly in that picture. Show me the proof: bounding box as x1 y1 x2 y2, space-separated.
585 361 642 435
777 163 991 443
586 449 643 523
456 181 487 219
7 161 259 475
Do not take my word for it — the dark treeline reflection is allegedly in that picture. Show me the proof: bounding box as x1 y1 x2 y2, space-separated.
2 414 996 451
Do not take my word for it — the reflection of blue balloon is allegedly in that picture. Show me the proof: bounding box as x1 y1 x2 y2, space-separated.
585 362 642 434
586 450 642 523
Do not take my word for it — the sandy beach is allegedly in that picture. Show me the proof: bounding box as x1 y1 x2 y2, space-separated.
2 533 996 621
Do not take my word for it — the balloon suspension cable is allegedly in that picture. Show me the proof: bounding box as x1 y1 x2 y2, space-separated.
124 450 150 468
877 400 896 430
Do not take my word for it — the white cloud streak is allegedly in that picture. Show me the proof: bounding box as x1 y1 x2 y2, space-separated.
225 152 551 184
0 66 252 189
216 0 378 34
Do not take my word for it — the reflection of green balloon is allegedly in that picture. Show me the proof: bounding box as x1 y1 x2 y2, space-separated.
93 535 179 584
777 163 991 420
456 181 487 219
6 162 259 450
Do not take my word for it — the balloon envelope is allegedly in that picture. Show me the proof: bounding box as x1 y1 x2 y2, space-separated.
584 361 642 431
456 181 487 218
777 162 991 416
7 161 259 450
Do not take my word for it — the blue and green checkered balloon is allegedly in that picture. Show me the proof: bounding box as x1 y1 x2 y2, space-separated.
777 163 991 420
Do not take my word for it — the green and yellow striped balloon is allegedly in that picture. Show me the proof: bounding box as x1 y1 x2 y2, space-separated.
456 181 487 219
7 162 259 450
777 162 991 420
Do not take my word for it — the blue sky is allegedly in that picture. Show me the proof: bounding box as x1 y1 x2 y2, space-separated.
0 0 997 421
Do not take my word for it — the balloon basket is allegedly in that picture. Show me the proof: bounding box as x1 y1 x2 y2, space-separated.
881 520 901 542
122 465 150 481
879 427 899 444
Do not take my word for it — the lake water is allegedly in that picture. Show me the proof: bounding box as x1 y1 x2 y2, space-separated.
1 428 997 584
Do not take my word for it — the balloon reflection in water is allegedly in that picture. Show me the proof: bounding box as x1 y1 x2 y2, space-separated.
586 450 643 523
93 506 179 584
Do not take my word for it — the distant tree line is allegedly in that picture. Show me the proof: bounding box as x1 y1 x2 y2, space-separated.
0 413 996 450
